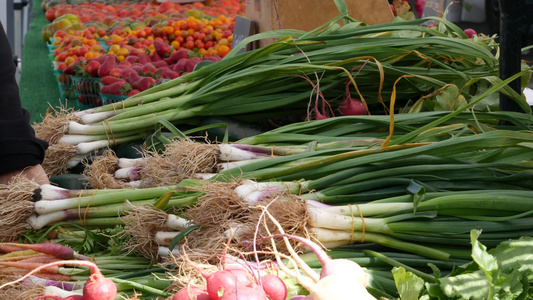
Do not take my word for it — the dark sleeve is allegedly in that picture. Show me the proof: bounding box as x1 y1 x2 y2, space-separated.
0 22 48 174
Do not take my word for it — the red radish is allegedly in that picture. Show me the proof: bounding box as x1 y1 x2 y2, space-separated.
269 234 367 286
260 274 287 300
219 286 267 299
223 265 254 289
339 71 368 116
205 270 239 299
0 260 117 300
463 28 477 38
338 97 367 116
3 243 89 260
262 211 373 300
171 283 210 300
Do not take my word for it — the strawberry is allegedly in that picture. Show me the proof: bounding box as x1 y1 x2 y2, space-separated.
153 60 168 69
126 55 139 64
185 57 201 73
101 76 126 86
125 71 142 85
127 89 141 97
173 58 187 73
163 57 174 66
165 70 180 79
98 55 117 78
141 63 158 76
132 76 156 91
154 40 171 56
150 50 163 62
100 81 132 96
169 48 189 63
84 60 102 77
138 52 151 65
109 68 122 78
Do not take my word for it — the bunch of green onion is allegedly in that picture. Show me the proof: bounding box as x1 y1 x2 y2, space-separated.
34 14 529 176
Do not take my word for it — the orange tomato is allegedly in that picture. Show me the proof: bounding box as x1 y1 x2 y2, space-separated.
217 45 230 57
171 40 181 49
64 56 76 66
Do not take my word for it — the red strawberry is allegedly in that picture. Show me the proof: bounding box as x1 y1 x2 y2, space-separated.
126 55 139 64
98 55 117 78
185 57 201 73
173 58 187 73
127 89 141 97
84 60 102 77
154 40 171 56
169 48 189 63
163 57 174 65
132 76 156 91
153 60 168 68
141 63 158 76
101 76 126 86
100 81 131 96
165 70 180 79
94 54 110 65
150 50 163 62
109 68 122 78
138 52 151 65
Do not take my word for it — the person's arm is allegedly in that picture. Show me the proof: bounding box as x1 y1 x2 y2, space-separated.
0 22 49 185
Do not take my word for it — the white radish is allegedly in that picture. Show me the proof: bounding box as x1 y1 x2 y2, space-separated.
262 209 374 300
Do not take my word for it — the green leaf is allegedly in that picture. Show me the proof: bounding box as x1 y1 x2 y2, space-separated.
392 266 425 300
168 225 200 251
407 180 425 213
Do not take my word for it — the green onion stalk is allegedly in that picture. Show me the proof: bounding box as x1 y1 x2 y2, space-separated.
240 188 533 262
88 108 533 190
0 181 199 241
34 15 527 176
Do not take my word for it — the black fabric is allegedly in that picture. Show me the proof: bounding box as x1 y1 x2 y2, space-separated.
0 22 48 175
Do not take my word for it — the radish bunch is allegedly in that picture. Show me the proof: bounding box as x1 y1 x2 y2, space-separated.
171 254 287 300
262 210 375 300
0 260 116 300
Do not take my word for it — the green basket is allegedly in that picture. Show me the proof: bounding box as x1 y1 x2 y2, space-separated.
53 69 74 101
100 93 128 105
71 76 103 108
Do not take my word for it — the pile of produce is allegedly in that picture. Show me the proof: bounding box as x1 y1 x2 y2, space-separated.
42 0 243 106
2 0 533 299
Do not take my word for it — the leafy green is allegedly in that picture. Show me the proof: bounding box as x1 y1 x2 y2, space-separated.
392 266 425 300
426 231 533 299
